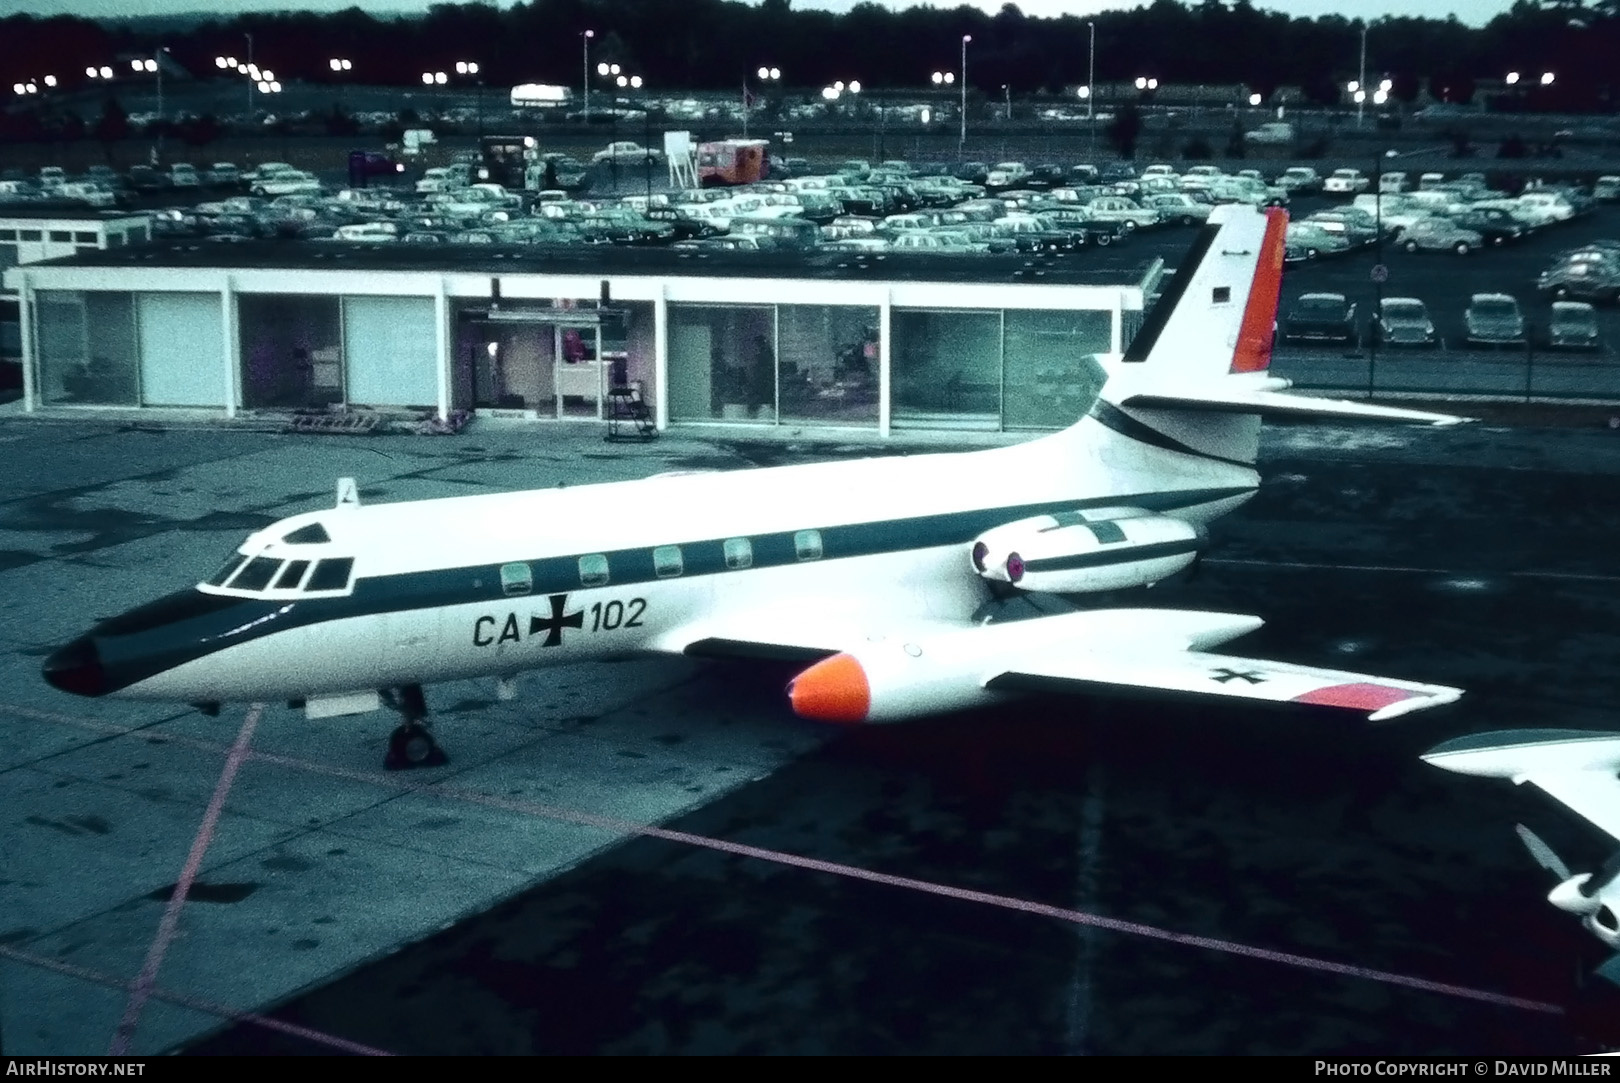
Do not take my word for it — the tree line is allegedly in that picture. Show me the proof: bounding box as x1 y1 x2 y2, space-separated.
2 0 1618 111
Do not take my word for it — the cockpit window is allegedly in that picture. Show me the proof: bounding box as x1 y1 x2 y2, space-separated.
283 523 331 544
275 560 311 590
206 554 248 587
305 557 354 592
228 556 282 592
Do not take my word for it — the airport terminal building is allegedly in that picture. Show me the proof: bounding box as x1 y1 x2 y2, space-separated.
2 241 1160 436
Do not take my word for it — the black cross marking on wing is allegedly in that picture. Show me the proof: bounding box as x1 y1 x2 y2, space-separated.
1210 667 1267 684
530 593 584 647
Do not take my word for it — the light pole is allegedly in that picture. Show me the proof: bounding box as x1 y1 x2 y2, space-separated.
1357 21 1367 128
329 57 352 114
245 33 254 118
457 60 482 136
750 65 779 142
960 34 971 156
1087 21 1096 125
581 30 594 123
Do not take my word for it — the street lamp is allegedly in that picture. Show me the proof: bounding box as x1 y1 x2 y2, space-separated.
132 51 165 124
931 71 954 85
1357 20 1368 128
1541 71 1555 86
960 34 971 155
582 29 594 122
1086 20 1095 125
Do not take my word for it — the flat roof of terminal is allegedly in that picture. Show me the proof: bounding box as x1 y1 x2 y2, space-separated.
29 237 1158 288
0 206 151 223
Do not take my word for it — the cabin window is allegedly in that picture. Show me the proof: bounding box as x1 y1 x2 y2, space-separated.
1212 286 1231 304
653 545 684 578
723 537 753 570
49 231 71 243
229 557 282 592
500 562 533 596
579 554 610 588
283 523 331 544
274 560 311 590
794 530 823 561
305 557 354 592
206 554 247 587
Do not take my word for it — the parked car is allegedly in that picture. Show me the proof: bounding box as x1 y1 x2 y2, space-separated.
1399 217 1483 255
1378 171 1409 194
1463 293 1527 347
1376 297 1439 347
251 169 322 197
1545 301 1601 350
1323 168 1370 194
1084 195 1158 230
126 165 168 193
168 163 200 189
1595 176 1620 203
1281 292 1358 346
204 163 241 188
1244 122 1294 146
1305 209 1380 248
592 141 661 164
1144 192 1211 225
1446 206 1525 246
1284 221 1351 260
1538 257 1620 304
1276 167 1322 194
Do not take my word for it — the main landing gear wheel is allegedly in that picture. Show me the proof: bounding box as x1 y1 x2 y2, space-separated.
382 684 447 770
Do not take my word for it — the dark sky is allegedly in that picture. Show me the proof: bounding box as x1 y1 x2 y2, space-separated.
2 0 1519 28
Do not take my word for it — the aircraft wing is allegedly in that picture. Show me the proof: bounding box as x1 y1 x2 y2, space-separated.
1422 730 1620 842
986 645 1463 722
1119 386 1473 427
648 608 970 664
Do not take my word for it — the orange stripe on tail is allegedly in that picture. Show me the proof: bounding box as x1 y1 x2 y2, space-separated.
1230 207 1289 373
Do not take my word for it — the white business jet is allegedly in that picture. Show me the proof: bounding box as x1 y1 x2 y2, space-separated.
43 205 1467 769
1423 730 1620 980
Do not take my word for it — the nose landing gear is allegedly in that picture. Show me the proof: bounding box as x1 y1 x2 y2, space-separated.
382 684 446 770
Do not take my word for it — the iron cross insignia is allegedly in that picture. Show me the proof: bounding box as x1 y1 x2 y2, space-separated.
1210 667 1266 684
530 594 584 647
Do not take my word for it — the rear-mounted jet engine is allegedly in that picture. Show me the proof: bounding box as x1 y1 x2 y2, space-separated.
970 507 1205 594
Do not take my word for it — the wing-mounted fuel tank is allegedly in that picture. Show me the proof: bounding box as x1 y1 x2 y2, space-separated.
970 506 1205 594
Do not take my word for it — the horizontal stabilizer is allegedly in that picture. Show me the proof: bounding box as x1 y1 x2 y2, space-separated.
1423 729 1620 842
1120 386 1473 427
986 639 1462 722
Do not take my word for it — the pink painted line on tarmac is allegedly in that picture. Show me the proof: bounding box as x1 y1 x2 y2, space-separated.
0 944 391 1056
107 703 263 1055
8 702 1566 1021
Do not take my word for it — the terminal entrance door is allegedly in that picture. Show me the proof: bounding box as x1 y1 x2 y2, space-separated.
553 319 604 420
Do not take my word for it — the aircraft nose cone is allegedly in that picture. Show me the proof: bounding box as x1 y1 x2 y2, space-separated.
42 637 107 697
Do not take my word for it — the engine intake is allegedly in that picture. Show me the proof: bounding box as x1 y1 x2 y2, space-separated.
971 509 1204 594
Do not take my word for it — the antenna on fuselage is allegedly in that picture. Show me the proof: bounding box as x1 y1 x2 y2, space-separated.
336 477 360 509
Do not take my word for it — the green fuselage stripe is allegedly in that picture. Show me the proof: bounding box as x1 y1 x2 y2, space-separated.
87 485 1256 692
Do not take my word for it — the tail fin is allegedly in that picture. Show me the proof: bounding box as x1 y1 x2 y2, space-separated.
1095 204 1286 466
1117 204 1287 380
1093 205 1468 469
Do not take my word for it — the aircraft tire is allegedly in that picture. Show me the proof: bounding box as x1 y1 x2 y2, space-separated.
386 723 446 770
